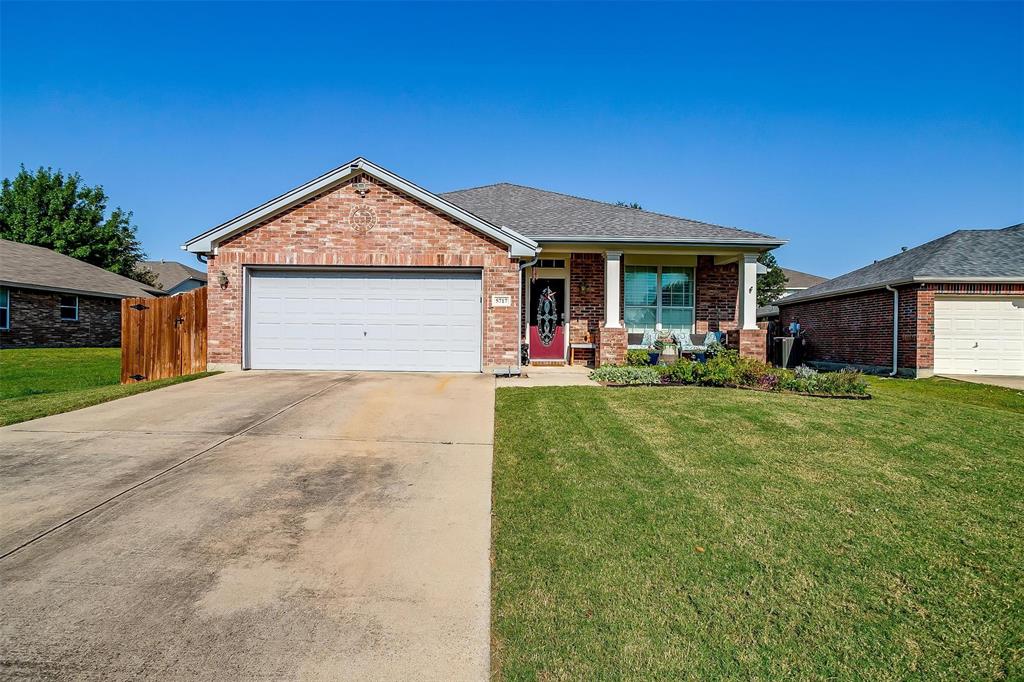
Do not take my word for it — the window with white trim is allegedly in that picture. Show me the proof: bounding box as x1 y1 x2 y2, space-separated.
624 265 694 336
0 287 9 329
59 295 79 321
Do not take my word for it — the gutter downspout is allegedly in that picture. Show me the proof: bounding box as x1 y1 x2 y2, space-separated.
885 285 898 376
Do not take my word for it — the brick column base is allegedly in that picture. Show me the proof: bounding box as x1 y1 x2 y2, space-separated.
727 328 768 361
597 326 627 366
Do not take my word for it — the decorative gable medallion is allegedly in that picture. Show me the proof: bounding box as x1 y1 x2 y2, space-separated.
349 205 378 234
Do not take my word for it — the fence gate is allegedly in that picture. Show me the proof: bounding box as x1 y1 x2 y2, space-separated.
121 287 207 383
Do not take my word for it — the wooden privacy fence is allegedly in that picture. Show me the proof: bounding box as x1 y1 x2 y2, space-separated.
121 287 208 383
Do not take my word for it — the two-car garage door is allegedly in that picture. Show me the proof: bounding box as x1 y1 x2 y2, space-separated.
934 297 1024 376
247 270 482 372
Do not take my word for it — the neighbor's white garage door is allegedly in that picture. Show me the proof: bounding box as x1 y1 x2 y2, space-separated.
247 270 482 372
934 297 1024 376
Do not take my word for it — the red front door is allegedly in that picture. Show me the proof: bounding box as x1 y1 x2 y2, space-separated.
529 278 566 360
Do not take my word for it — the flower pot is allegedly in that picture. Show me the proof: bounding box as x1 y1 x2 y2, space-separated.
648 352 661 365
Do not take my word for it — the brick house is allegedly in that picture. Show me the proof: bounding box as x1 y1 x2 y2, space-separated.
778 224 1024 377
143 260 208 295
0 239 162 348
183 158 784 373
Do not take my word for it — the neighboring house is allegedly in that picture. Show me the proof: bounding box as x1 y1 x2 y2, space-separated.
757 267 830 320
777 224 1024 377
779 268 828 298
144 260 208 294
183 157 784 373
0 239 162 348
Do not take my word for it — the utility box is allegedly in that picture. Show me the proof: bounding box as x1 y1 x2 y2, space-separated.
774 336 803 368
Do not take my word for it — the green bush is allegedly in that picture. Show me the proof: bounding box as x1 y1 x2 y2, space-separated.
592 357 868 396
733 357 773 385
697 354 737 386
626 349 652 366
662 359 700 384
589 365 662 385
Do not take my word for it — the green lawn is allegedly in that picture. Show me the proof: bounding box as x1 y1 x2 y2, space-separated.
0 347 217 426
492 377 1024 680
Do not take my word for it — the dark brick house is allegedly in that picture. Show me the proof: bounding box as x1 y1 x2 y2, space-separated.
0 239 162 348
778 224 1024 378
182 157 784 373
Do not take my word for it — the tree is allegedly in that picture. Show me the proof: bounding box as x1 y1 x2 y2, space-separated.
756 251 787 306
615 201 643 209
0 165 156 285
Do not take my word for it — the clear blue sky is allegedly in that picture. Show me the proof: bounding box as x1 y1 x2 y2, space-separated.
2 1 1021 277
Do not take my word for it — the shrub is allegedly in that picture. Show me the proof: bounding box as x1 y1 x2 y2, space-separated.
794 364 818 379
778 366 868 395
734 357 773 385
589 365 662 385
697 354 738 386
626 349 652 366
662 359 700 384
593 356 868 396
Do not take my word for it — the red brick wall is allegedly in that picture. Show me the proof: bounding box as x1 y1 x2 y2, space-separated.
778 288 900 368
695 256 739 332
0 288 121 348
566 253 603 364
778 282 1024 374
726 328 768 361
596 325 627 366
205 174 520 370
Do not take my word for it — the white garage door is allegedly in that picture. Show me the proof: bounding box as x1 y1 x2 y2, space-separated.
247 270 482 372
934 297 1024 376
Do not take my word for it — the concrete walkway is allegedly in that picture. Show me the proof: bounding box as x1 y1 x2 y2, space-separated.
938 374 1024 390
0 371 494 680
496 364 599 387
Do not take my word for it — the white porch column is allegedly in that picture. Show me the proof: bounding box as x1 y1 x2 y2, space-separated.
740 253 759 330
604 251 622 327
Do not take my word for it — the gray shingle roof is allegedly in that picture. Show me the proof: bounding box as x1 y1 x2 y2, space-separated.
143 260 207 290
440 183 782 244
0 239 161 298
779 224 1024 305
782 268 828 289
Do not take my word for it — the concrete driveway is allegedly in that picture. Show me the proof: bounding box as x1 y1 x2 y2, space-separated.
938 374 1024 390
0 371 495 680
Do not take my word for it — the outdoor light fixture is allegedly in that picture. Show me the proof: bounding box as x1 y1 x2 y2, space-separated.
353 181 371 197
217 271 229 287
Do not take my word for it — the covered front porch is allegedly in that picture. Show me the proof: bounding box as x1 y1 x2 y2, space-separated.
522 247 768 367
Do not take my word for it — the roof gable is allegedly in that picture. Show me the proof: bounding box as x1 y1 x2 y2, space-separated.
441 182 784 246
144 260 207 290
0 239 161 298
782 268 828 289
183 158 538 257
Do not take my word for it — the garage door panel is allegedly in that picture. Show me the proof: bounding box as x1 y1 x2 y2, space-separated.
247 270 482 372
934 297 1024 376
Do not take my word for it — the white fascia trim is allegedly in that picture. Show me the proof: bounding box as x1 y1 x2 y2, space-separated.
535 236 787 247
182 157 539 258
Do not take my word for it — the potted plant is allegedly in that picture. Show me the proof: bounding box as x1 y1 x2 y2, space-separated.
658 332 677 364
648 338 665 365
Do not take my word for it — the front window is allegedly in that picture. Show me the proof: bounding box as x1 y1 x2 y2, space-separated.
624 265 694 337
0 287 9 329
59 295 79 321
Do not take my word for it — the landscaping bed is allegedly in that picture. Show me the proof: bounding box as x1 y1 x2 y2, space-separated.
591 347 870 398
